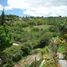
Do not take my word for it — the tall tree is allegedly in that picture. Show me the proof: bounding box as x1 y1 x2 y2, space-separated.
1 8 5 25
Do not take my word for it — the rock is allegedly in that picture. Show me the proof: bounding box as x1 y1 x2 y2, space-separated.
13 43 19 46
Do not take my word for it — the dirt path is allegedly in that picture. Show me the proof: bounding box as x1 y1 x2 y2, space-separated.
58 53 67 67
59 60 67 67
14 52 67 67
14 53 41 67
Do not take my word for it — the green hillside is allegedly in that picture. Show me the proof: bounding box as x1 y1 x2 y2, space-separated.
0 11 67 67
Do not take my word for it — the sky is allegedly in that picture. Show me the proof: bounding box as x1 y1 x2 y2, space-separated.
0 0 67 17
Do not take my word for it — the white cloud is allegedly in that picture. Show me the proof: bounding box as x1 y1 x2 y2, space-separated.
0 0 67 16
0 5 3 10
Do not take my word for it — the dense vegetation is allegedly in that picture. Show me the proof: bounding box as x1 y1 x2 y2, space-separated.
0 10 67 67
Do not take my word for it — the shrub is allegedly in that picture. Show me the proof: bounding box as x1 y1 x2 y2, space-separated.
3 61 14 67
3 45 23 63
62 34 67 41
49 26 59 32
21 43 32 55
12 54 22 62
32 27 39 31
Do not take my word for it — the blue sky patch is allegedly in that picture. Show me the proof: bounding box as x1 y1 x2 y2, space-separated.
0 0 8 6
3 9 26 16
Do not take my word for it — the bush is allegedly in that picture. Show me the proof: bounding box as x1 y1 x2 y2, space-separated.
49 26 59 32
3 61 14 67
3 45 23 63
21 43 32 55
12 54 22 62
35 32 57 48
32 27 39 31
64 51 67 60
62 34 67 41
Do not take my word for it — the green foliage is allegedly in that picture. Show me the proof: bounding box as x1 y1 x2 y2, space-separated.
0 26 12 51
58 44 66 53
49 25 59 32
59 43 67 60
2 45 23 67
64 51 67 60
21 43 32 55
3 46 21 57
3 61 14 67
37 32 58 48
62 34 67 41
0 14 67 66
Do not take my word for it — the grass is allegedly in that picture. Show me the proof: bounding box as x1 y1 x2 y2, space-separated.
41 60 61 67
41 62 56 67
23 25 51 32
34 25 51 30
58 44 67 53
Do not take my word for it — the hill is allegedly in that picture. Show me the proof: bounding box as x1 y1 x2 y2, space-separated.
0 15 67 67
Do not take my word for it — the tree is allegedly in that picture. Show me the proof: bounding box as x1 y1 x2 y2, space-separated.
0 8 5 25
0 9 12 67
